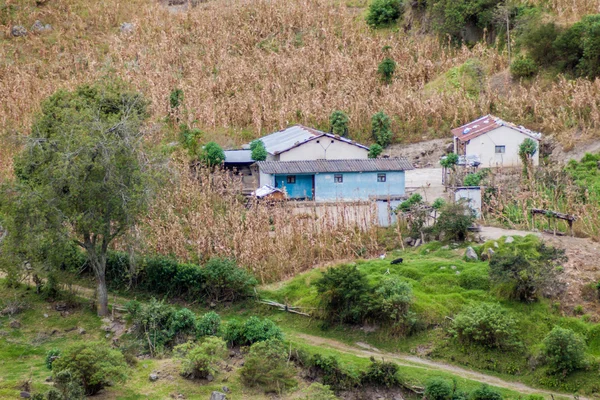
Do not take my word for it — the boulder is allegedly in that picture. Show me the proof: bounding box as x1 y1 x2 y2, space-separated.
20 392 31 399
78 327 86 335
31 20 52 33
222 386 230 393
465 247 478 261
504 236 514 244
149 373 159 382
209 392 227 400
413 239 421 247
206 374 214 382
11 26 27 37
120 22 134 34
445 142 454 154
487 248 495 258
403 237 414 246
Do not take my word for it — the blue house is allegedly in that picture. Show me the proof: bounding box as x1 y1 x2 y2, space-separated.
256 158 414 202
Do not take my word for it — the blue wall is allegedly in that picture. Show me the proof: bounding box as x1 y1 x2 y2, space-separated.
314 171 405 201
274 174 314 199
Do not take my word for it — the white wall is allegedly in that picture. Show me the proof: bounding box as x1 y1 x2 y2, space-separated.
279 138 368 161
259 171 274 187
464 126 540 168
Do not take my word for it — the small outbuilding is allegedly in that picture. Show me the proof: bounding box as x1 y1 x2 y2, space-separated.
452 115 541 168
256 158 414 202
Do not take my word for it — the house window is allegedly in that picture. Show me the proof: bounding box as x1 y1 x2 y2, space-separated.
334 174 343 183
286 175 296 184
377 173 386 182
495 145 506 154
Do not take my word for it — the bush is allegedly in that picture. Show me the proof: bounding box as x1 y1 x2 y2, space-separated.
368 144 383 158
542 327 586 376
373 277 416 334
142 256 180 295
361 357 400 387
175 337 228 379
250 139 268 161
51 371 86 400
371 111 393 148
127 298 178 352
366 0 403 28
299 382 338 399
329 110 349 137
203 257 257 303
397 193 423 212
510 56 538 79
378 57 396 84
519 22 561 66
201 142 225 166
450 303 519 349
435 201 476 242
45 348 60 370
425 377 453 400
310 354 360 390
51 342 127 396
463 172 482 187
240 339 297 393
223 316 284 346
170 308 197 340
196 311 221 337
440 153 458 169
179 124 203 157
470 384 503 400
315 264 371 324
489 241 566 302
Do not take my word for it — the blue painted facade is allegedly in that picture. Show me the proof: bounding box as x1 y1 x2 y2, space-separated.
274 174 314 200
269 171 406 201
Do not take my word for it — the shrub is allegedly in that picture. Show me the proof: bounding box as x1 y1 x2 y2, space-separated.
489 241 566 302
470 384 503 400
361 357 400 387
435 201 476 242
397 193 423 212
223 316 284 346
432 198 446 210
519 22 561 66
240 339 297 393
128 298 178 352
450 303 519 349
373 277 416 334
173 262 205 299
542 327 586 375
142 256 180 295
169 88 184 109
201 142 225 166
371 111 393 148
175 337 228 379
510 56 538 79
424 377 453 400
315 264 371 324
196 311 221 337
463 173 482 187
250 139 268 161
311 354 360 390
378 57 396 84
440 153 458 169
51 342 128 396
366 0 403 28
299 382 338 399
329 110 349 137
179 124 203 157
170 308 197 340
51 370 86 400
368 144 383 158
203 257 257 303
45 348 60 370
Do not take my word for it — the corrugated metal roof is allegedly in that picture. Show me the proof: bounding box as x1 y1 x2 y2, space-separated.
277 132 369 154
252 185 284 198
257 158 414 174
452 115 542 142
259 125 321 155
224 150 253 164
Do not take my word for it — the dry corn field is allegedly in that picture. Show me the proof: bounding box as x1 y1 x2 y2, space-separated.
142 165 381 282
2 0 600 171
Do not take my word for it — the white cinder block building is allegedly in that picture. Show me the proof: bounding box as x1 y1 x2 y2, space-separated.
452 115 542 168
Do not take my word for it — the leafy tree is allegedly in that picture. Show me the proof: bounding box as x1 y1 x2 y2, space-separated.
542 327 586 375
434 201 476 242
489 241 566 302
371 111 393 147
174 337 228 379
200 142 225 167
366 0 404 28
450 303 519 349
329 110 350 137
315 264 370 324
4 82 160 316
378 57 397 84
510 55 538 79
51 342 128 395
519 22 561 66
429 0 505 42
240 339 297 393
440 153 459 169
368 144 383 158
432 198 446 210
250 139 268 161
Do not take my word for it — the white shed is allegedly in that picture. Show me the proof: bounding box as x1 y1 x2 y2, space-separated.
452 115 541 168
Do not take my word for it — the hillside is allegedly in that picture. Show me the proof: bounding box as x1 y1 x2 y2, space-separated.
2 0 600 181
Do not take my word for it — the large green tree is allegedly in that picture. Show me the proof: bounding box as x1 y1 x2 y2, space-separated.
2 82 160 316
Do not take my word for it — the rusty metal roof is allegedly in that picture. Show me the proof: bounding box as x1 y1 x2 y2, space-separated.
257 158 414 174
452 115 542 142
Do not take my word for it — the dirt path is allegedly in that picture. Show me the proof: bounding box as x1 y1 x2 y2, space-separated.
294 333 584 399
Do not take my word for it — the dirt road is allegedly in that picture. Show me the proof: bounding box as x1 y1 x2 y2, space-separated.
294 333 584 399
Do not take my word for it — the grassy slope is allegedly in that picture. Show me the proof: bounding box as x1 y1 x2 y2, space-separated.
260 238 600 395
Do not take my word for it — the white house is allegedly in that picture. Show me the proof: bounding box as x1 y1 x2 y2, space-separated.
253 125 369 161
452 115 542 168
